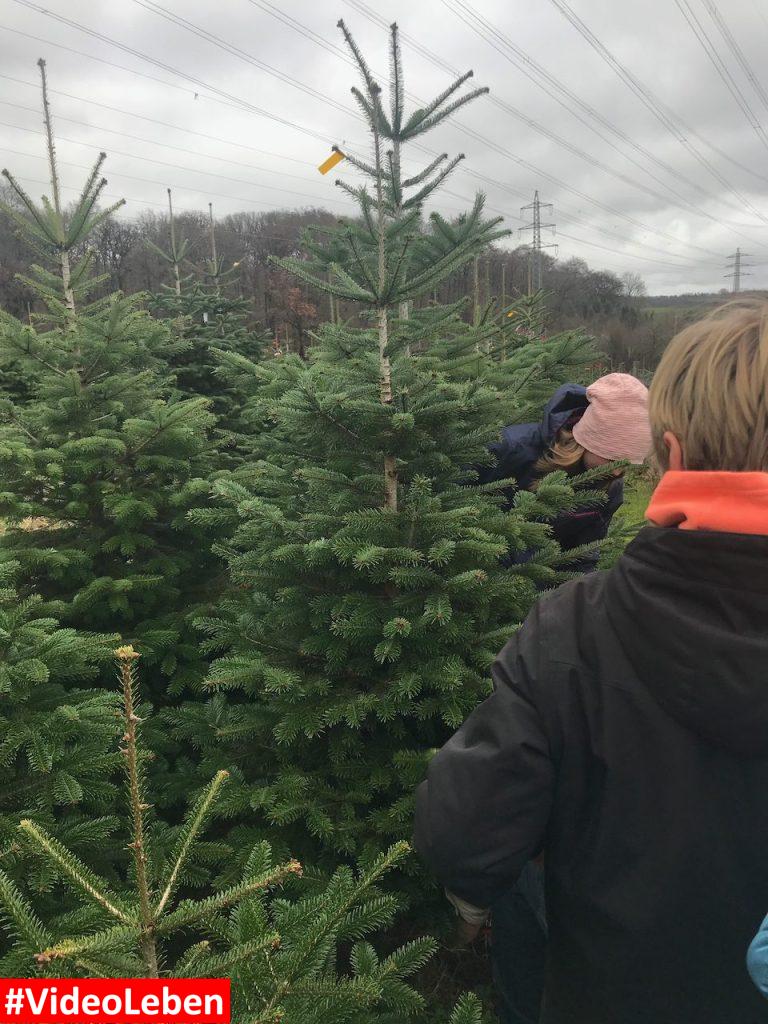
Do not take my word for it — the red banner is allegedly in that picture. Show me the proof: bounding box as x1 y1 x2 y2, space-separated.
0 979 230 1024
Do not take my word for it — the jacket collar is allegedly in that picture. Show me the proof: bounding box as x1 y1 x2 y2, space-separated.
646 471 768 536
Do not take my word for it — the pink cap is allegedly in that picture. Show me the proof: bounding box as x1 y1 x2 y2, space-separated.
572 373 652 465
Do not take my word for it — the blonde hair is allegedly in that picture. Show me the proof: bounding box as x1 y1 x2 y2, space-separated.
534 428 585 478
650 300 768 471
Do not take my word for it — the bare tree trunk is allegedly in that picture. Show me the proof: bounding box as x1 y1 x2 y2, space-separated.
373 129 397 512
168 189 181 297
208 202 220 298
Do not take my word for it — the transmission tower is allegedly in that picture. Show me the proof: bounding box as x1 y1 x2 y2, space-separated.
725 247 753 293
519 191 557 293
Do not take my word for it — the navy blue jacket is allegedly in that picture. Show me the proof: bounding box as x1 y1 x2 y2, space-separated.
480 383 624 566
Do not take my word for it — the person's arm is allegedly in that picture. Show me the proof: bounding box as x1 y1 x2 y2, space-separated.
413 604 555 910
747 913 768 998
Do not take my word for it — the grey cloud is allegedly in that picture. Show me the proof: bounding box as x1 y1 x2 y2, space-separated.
2 0 768 293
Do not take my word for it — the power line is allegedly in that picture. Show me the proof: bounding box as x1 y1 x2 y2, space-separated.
546 0 768 224
9 0 361 148
5 4 750 277
131 0 356 121
259 0 708 222
0 72 724 270
438 0 768 194
339 1 756 262
14 0 762 265
674 0 768 155
131 0 768 257
0 122 353 208
0 29 323 170
245 0 750 263
1 146 352 214
700 0 768 115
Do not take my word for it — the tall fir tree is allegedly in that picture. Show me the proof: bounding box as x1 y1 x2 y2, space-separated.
173 22 595 876
0 63 226 715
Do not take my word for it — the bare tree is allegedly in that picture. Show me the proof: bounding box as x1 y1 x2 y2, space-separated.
621 271 647 300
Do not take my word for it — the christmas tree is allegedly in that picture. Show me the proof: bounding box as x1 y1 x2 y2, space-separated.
0 646 484 1024
175 21 595 875
147 195 268 438
0 62 224 711
0 559 119 902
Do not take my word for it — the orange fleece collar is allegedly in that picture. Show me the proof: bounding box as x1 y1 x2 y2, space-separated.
646 471 768 536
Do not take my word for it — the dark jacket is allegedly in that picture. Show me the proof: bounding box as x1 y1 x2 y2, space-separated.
415 527 768 1023
480 384 624 567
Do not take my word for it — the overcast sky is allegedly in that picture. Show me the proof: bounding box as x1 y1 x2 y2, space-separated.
3 0 768 294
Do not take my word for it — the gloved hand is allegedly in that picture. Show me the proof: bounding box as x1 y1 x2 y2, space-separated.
450 916 486 948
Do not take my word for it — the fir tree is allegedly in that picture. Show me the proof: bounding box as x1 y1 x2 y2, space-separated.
148 195 268 432
0 560 119 897
0 64 224 709
175 22 595 873
0 646 482 1024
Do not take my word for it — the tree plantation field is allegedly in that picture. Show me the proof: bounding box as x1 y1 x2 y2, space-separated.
0 30 643 1024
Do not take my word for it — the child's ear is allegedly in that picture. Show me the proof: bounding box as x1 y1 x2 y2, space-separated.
663 432 685 471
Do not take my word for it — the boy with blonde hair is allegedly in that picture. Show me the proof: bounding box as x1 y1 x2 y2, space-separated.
415 302 768 1023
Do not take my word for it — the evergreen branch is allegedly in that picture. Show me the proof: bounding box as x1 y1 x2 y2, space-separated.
252 843 411 1023
156 861 302 933
338 150 378 178
410 88 491 138
1 169 56 244
17 820 133 924
175 935 280 978
381 236 412 304
79 199 127 243
35 925 138 965
0 869 52 953
65 154 106 245
338 18 379 97
402 71 476 136
115 646 158 976
399 213 507 298
333 179 364 203
402 152 448 188
403 153 465 210
389 22 405 134
269 256 373 302
155 770 229 916
345 231 379 295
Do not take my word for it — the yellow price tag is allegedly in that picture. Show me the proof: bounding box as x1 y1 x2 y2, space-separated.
318 149 345 175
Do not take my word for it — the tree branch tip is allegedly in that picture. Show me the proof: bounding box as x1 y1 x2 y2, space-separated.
114 644 140 661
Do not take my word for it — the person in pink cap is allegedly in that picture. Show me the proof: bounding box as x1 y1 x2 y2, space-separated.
455 372 652 1023
477 372 652 574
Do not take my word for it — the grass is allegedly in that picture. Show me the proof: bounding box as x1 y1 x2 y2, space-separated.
623 474 655 524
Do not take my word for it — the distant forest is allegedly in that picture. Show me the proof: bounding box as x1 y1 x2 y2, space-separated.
0 189 695 373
